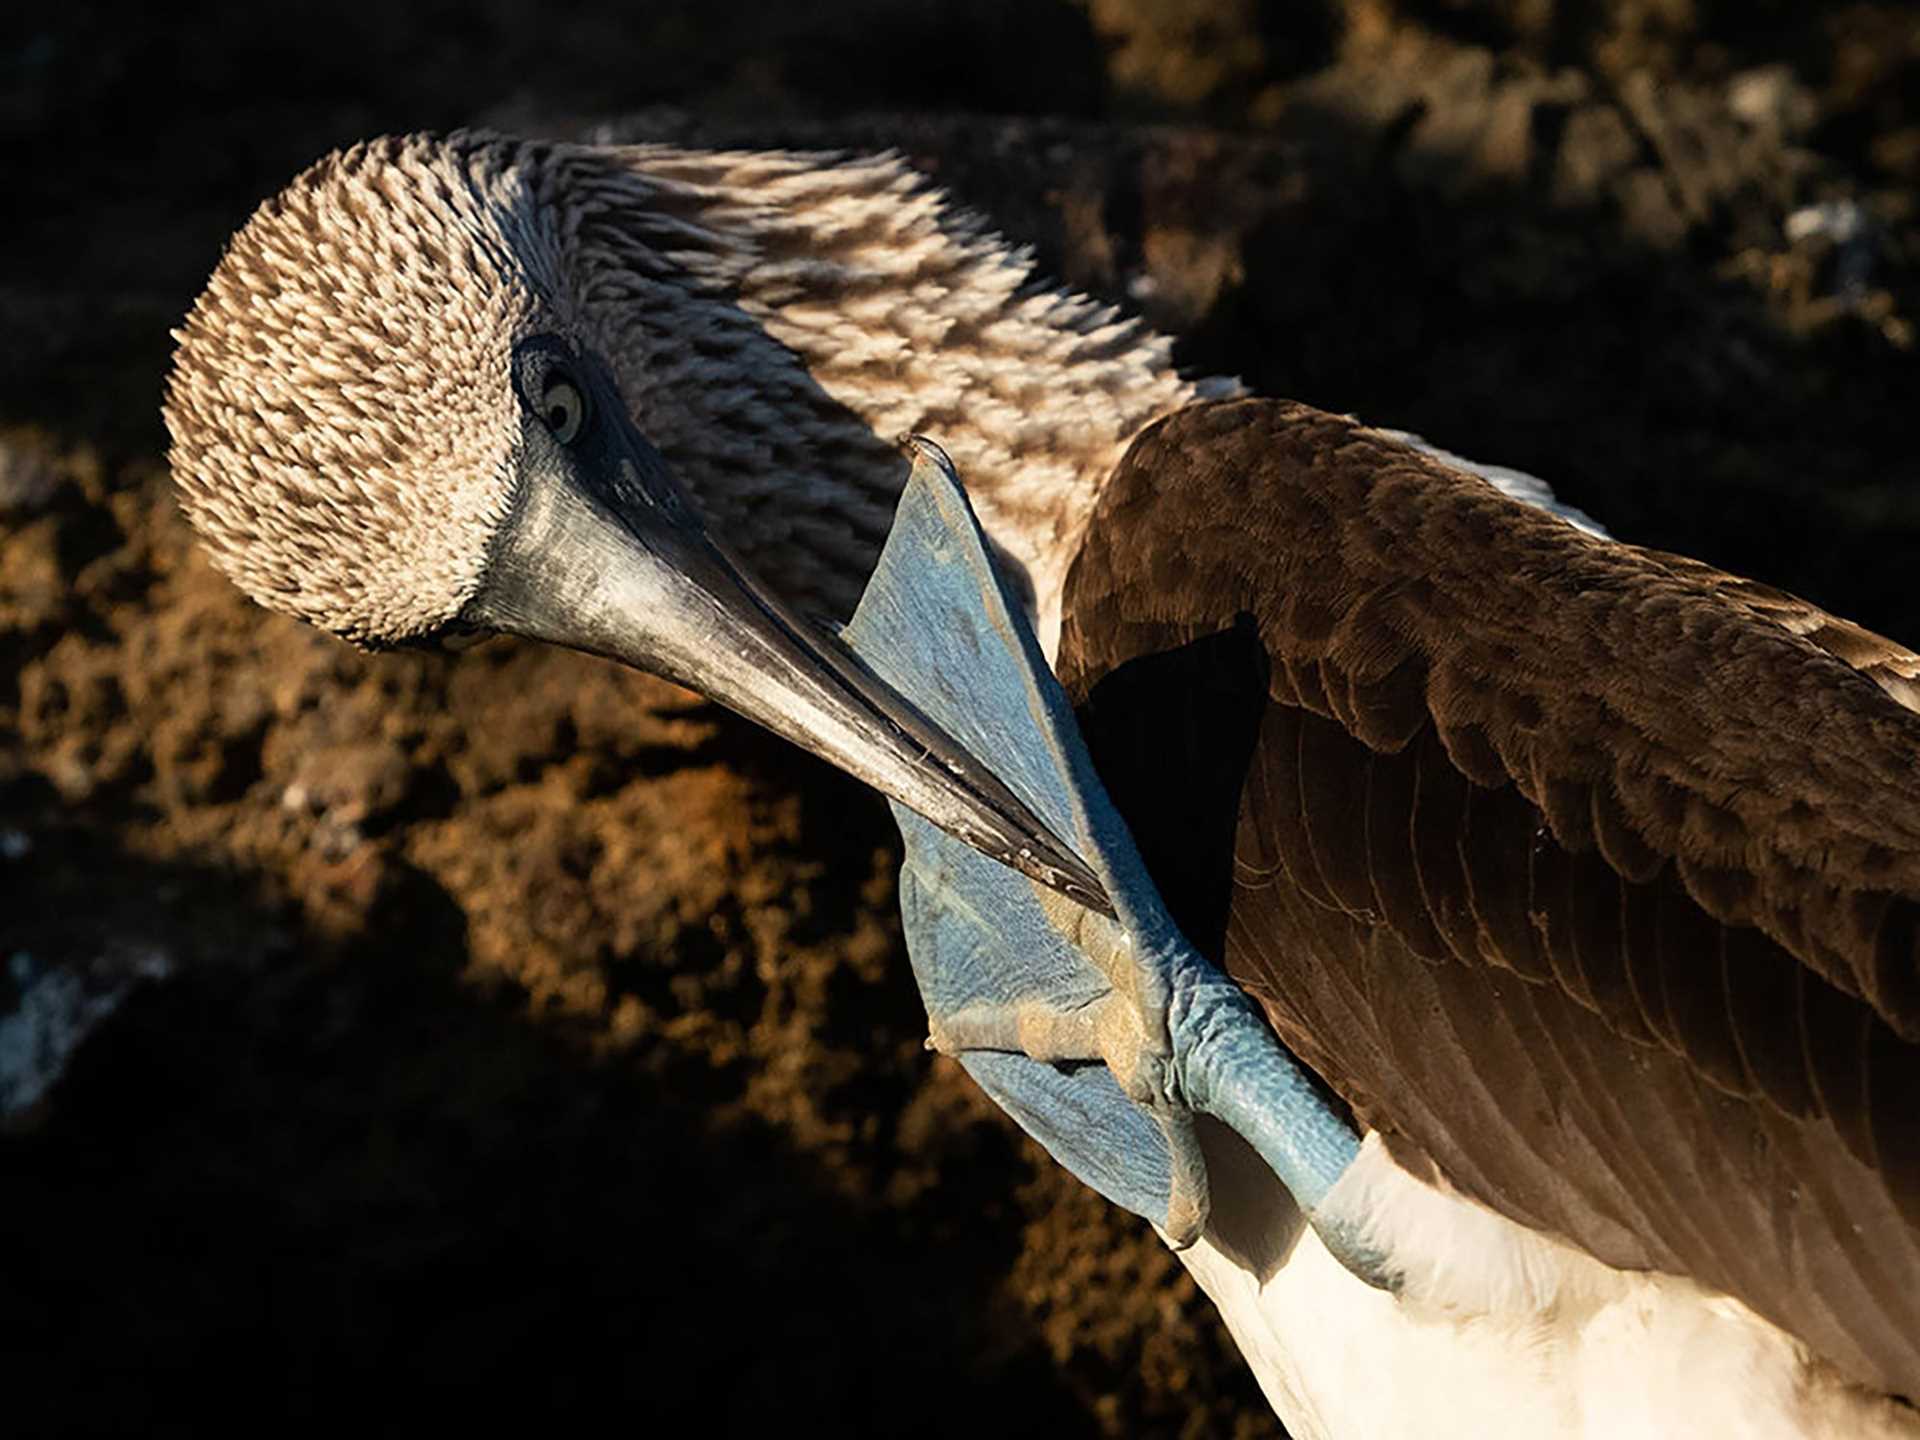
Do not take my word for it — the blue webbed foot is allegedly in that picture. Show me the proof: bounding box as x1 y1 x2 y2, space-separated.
843 441 1392 1286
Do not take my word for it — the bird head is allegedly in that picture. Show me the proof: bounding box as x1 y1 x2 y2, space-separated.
167 133 566 647
163 130 1107 911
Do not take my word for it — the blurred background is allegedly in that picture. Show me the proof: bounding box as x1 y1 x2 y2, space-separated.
2 2 1918 1434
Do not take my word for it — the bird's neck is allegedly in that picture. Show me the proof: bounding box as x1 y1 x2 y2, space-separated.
561 146 1230 653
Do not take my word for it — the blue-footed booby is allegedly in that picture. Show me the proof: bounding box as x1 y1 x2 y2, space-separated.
162 131 1920 1438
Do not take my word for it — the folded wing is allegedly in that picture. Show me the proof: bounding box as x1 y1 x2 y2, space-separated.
1060 398 1920 1398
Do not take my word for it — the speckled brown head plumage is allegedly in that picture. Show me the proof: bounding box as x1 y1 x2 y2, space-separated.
164 130 1221 652
163 133 579 645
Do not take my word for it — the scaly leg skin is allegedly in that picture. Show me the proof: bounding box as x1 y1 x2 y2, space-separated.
842 441 1393 1287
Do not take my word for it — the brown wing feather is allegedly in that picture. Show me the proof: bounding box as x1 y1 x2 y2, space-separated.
1060 398 1920 1399
1639 549 1920 716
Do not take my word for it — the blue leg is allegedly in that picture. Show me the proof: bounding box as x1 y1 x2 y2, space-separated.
844 441 1393 1286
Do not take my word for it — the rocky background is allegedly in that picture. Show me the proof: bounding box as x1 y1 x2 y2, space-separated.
3 2 1918 1434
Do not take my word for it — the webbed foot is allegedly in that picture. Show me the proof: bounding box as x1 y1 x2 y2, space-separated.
844 441 1392 1286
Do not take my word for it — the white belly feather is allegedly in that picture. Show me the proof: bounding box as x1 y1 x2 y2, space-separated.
1179 1132 1917 1440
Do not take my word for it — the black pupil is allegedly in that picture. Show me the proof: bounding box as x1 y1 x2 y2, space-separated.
548 395 571 431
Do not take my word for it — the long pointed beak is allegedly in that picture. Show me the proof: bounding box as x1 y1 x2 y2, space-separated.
468 397 1110 917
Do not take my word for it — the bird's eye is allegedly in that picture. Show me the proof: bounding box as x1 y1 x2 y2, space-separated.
541 376 588 445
